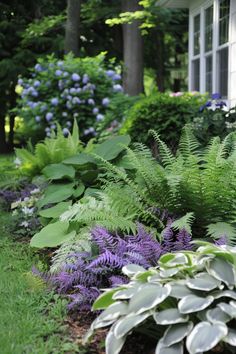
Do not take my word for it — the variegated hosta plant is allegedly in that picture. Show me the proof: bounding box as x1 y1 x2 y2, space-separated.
85 242 236 354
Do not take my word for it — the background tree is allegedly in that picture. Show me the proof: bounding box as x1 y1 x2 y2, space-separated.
65 0 81 56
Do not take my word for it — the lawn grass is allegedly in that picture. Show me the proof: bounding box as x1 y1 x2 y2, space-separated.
0 208 78 354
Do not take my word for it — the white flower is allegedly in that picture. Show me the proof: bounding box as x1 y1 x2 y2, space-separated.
20 221 29 228
21 206 34 215
30 188 40 195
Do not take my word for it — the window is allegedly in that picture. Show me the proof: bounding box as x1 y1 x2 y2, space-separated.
192 59 200 91
194 14 200 55
205 5 213 52
190 0 230 99
219 0 230 45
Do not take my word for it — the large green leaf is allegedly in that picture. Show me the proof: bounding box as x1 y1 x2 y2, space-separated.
63 152 97 166
97 302 128 322
223 328 236 346
92 289 121 310
114 313 149 338
30 221 75 248
178 295 214 314
155 339 183 354
206 307 231 323
170 282 194 299
38 201 72 219
93 135 131 161
186 321 228 354
207 257 235 287
106 329 126 354
186 272 221 291
38 183 75 207
42 163 75 180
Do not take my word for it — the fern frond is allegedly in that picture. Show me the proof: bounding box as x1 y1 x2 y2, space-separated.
207 222 236 245
179 125 200 158
149 129 175 168
171 212 195 235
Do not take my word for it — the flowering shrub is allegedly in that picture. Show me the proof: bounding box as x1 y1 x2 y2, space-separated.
15 53 123 143
48 224 192 311
87 242 236 354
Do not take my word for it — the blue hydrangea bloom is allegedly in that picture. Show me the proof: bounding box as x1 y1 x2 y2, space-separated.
63 72 69 77
88 98 95 105
31 90 38 97
33 80 41 88
69 88 76 94
66 102 72 109
71 73 80 81
113 73 121 81
50 124 56 130
18 78 23 85
40 105 47 112
45 112 53 122
82 74 89 84
57 61 64 67
106 70 115 77
45 127 51 133
92 107 99 115
76 88 82 93
113 84 123 92
66 121 72 127
35 116 41 122
72 97 81 104
102 97 110 106
51 97 59 106
63 128 70 136
96 114 104 122
62 112 68 117
46 132 51 137
35 63 43 72
55 70 63 77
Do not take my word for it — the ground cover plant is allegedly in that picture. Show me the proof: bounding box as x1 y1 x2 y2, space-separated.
15 53 124 143
87 242 236 354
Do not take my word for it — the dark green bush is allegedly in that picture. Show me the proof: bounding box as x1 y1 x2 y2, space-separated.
120 93 207 149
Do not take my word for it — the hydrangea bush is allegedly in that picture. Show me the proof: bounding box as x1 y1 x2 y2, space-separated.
15 53 123 143
87 242 236 354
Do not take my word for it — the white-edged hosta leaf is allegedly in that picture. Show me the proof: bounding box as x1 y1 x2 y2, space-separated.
112 286 139 300
186 321 228 354
93 288 122 310
159 253 189 268
212 290 236 300
178 295 214 314
217 302 236 317
223 328 236 346
148 274 162 284
170 282 194 299
128 284 171 315
114 313 149 338
98 301 128 322
230 300 236 309
106 329 126 354
153 308 189 325
122 264 146 277
206 258 235 287
186 272 221 291
155 339 183 354
206 307 231 323
160 268 180 278
162 322 193 346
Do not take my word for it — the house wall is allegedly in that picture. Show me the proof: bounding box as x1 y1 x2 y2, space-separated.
229 0 236 107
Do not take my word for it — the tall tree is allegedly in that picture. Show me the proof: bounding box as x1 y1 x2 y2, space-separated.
65 0 81 56
121 0 144 95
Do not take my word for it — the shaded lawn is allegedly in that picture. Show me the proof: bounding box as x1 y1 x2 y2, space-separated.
0 209 78 354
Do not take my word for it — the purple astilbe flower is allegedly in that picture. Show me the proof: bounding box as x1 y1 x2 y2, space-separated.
215 235 227 246
161 219 175 252
174 228 192 251
109 275 129 287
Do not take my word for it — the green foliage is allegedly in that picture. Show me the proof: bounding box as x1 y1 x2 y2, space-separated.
120 93 207 149
15 53 125 143
15 121 82 176
88 242 236 354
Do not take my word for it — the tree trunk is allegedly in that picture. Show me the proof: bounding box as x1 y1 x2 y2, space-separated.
65 0 81 56
122 0 144 96
0 115 7 153
156 31 165 92
8 90 17 150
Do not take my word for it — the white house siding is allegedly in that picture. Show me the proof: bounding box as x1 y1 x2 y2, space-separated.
229 0 236 107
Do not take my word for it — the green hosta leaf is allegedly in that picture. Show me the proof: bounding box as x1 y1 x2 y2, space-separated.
38 183 75 207
212 289 236 300
148 274 162 284
114 313 149 338
156 339 183 354
186 321 228 354
162 322 193 347
63 152 97 166
153 309 189 325
178 295 214 314
134 270 157 282
97 302 128 322
93 289 123 310
106 329 126 354
223 328 236 346
30 221 75 248
122 264 146 277
217 302 236 317
73 183 85 198
38 201 72 219
80 170 98 184
128 284 171 315
42 163 75 180
93 135 131 161
206 307 231 323
207 257 235 287
170 282 194 299
186 272 221 291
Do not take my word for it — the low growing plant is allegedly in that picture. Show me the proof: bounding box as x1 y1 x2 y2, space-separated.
87 242 236 354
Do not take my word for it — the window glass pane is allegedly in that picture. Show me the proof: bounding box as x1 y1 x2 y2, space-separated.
205 5 213 52
218 47 228 97
219 0 230 45
193 14 200 55
192 59 200 91
205 55 212 93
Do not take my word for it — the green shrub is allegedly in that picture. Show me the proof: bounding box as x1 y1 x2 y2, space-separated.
87 242 236 354
120 93 207 149
15 53 124 143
